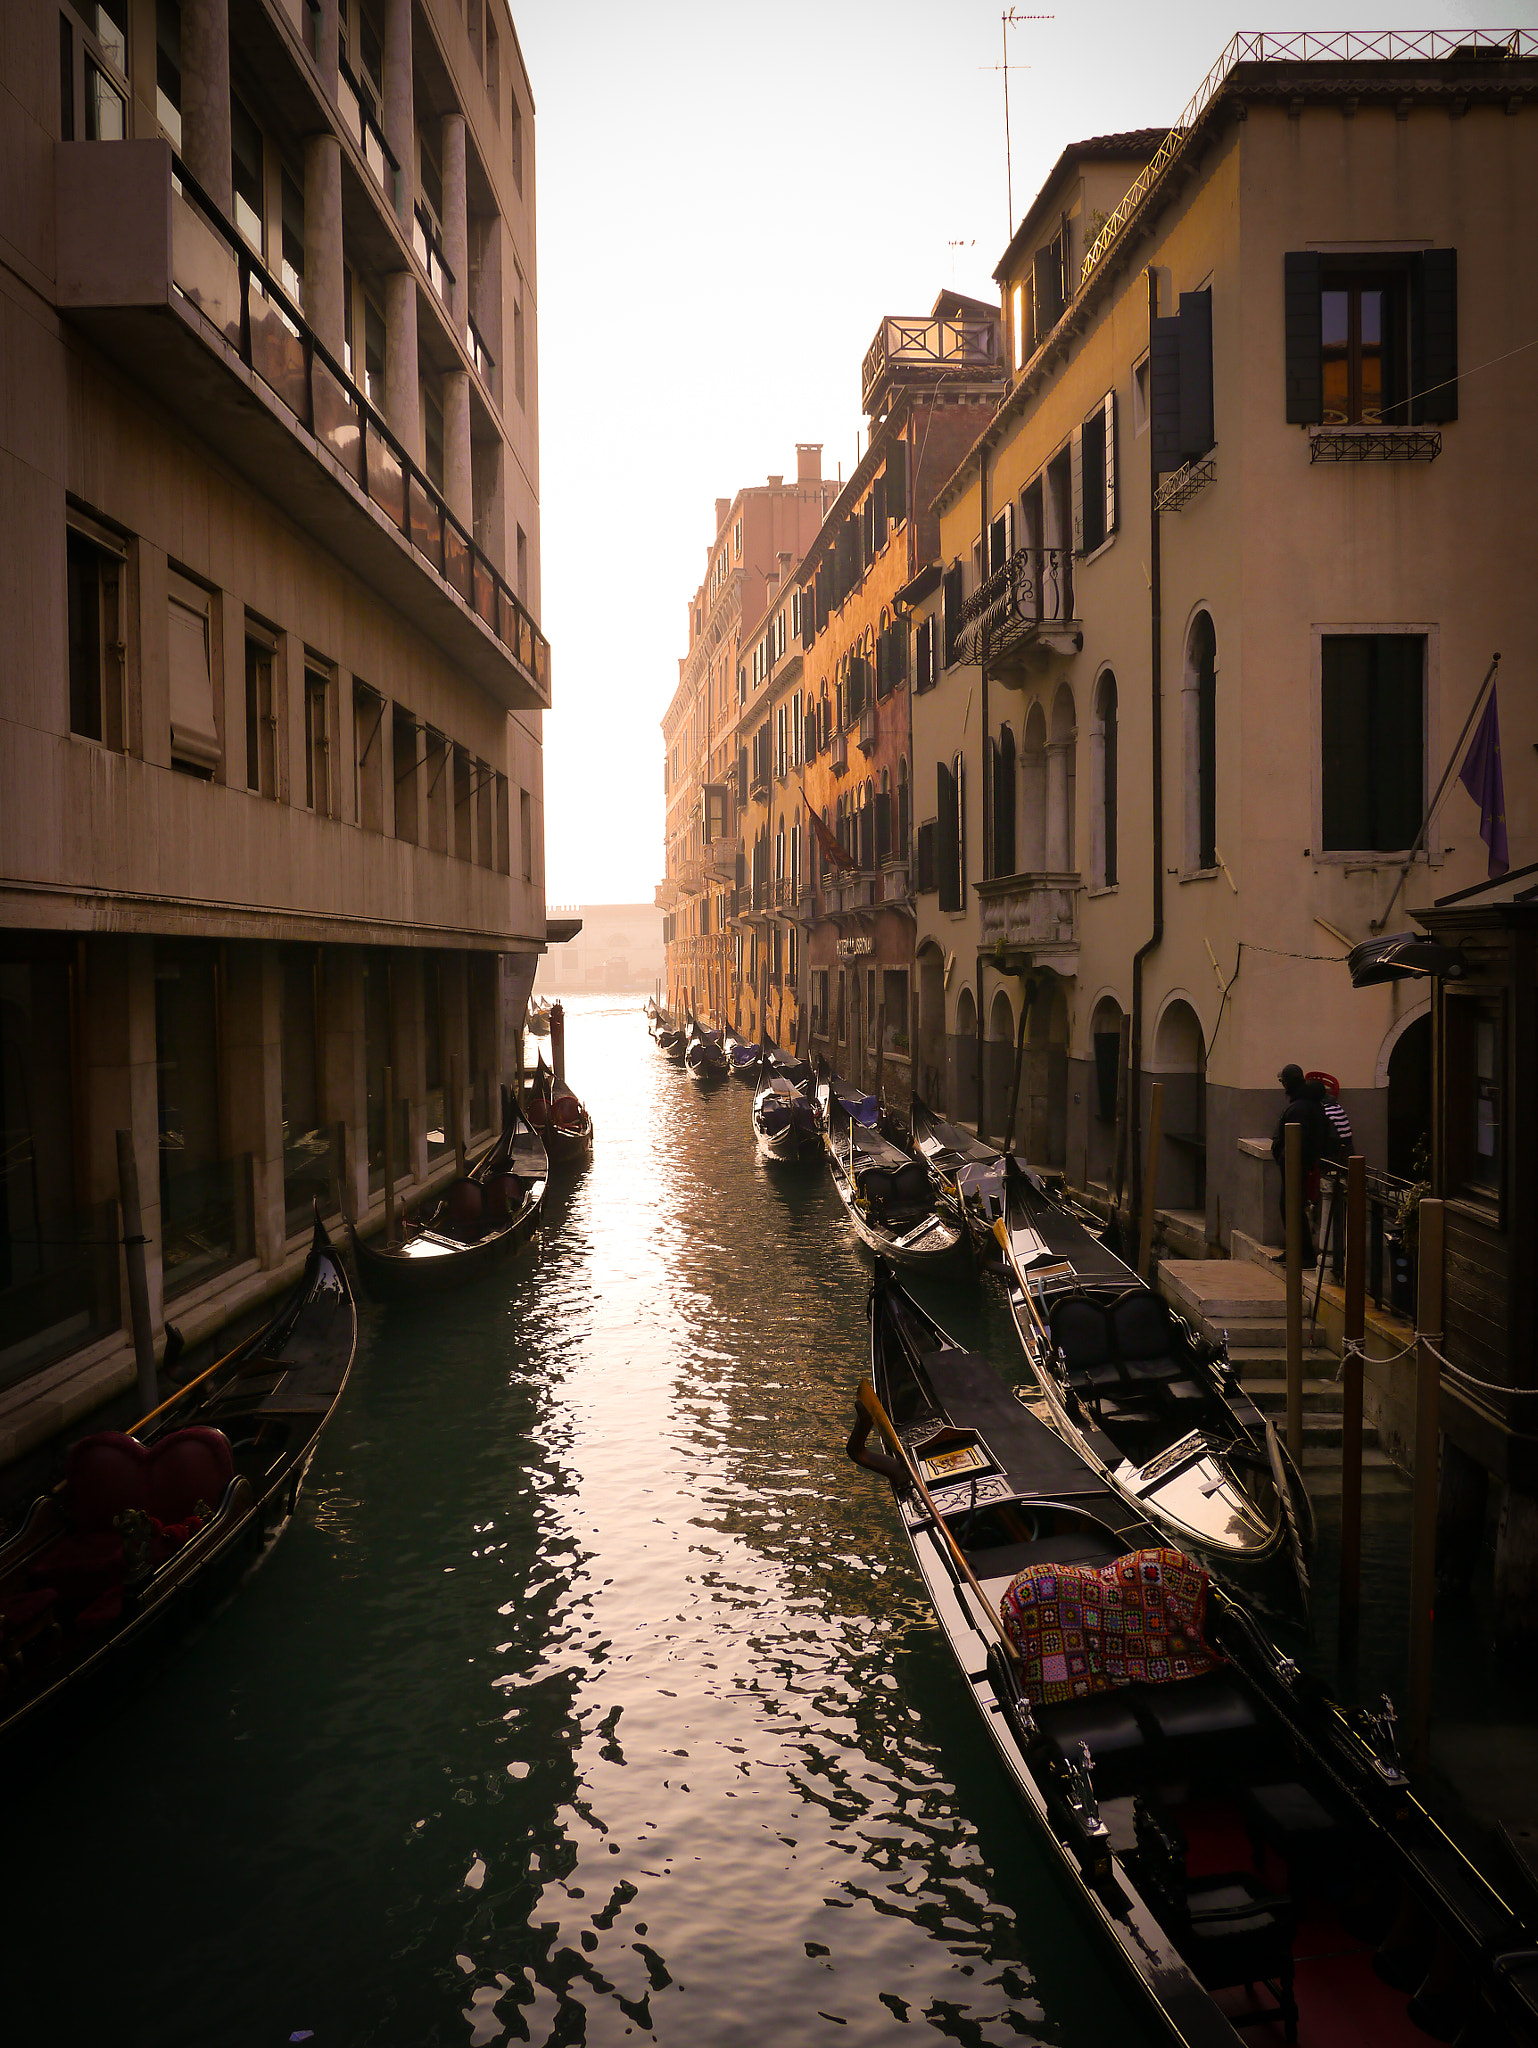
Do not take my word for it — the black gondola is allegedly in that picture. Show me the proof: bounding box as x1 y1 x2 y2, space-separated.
849 1262 1538 2048
909 1095 1024 1252
751 1048 821 1163
646 1002 686 1060
817 1066 964 1268
347 1092 547 1298
683 1017 731 1084
995 1162 1314 1614
722 1023 762 1081
0 1214 356 1752
526 1055 594 1167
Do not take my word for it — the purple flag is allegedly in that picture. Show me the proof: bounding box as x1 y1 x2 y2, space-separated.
1458 684 1509 877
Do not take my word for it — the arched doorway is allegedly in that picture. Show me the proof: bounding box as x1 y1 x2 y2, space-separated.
1023 975 1070 1168
1088 993 1125 1188
1386 1011 1432 1179
916 942 946 1110
951 986 978 1121
986 986 1018 1143
1151 997 1206 1214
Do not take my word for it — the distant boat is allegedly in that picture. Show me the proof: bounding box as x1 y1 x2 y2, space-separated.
683 1017 731 1084
818 1066 964 1269
752 1050 821 1164
527 1055 594 1168
527 997 553 1037
722 1024 761 1081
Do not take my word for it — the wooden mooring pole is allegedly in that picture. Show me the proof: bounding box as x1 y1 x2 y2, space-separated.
450 1053 466 1178
1137 1080 1164 1284
1285 1121 1304 1461
116 1129 157 1414
1339 1153 1366 1668
1408 1198 1445 1778
382 1064 397 1248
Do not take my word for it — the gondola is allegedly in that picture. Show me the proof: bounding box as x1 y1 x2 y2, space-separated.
0 1213 356 1753
751 1048 821 1164
347 1091 547 1298
817 1066 964 1269
910 1095 1023 1253
994 1160 1314 1617
526 1055 594 1168
722 1024 762 1082
649 1005 687 1062
848 1261 1538 2048
683 1017 731 1084
527 996 553 1038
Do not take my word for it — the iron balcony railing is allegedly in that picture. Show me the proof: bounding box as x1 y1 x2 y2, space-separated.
170 156 549 700
954 548 1074 667
862 314 1001 412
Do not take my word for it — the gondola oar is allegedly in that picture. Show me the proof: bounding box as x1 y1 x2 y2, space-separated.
851 1376 1021 1666
992 1214 1055 1350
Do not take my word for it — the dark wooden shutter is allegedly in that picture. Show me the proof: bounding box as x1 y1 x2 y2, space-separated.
804 709 817 760
942 564 964 666
956 753 966 901
915 819 936 894
873 472 886 539
988 735 1005 877
886 440 907 522
1069 427 1085 555
1178 289 1214 459
936 762 960 912
1284 251 1323 425
889 620 907 687
1150 315 1183 472
858 803 874 872
989 511 1008 576
1413 248 1458 424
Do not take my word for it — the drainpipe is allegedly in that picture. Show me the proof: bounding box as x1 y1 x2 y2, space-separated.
975 437 993 1134
1128 265 1164 1233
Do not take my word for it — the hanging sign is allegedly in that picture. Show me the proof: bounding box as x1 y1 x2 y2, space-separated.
837 935 874 958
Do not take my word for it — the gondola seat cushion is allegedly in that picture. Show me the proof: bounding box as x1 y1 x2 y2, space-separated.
442 1178 485 1227
29 1428 233 1600
1136 1671 1261 1779
1108 1291 1184 1385
1048 1299 1123 1395
482 1172 523 1220
1000 1546 1220 1704
1035 1694 1148 1796
857 1162 932 1220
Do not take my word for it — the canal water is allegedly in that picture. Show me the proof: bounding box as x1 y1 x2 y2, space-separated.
10 999 1417 2048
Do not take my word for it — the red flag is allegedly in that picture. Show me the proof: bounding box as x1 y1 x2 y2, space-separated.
804 794 860 872
1457 684 1508 877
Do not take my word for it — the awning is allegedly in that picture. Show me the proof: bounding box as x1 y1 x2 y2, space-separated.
1347 931 1466 988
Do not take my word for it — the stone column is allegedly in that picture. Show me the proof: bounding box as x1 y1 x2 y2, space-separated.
181 0 232 213
85 936 165 1336
223 942 285 1267
382 0 414 224
315 0 340 99
393 949 428 1183
321 947 368 1224
441 951 470 1156
384 269 421 463
304 133 345 362
442 112 467 324
444 369 472 527
1046 740 1070 872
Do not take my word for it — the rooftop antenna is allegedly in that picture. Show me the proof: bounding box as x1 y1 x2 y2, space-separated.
948 238 976 286
984 10 1054 238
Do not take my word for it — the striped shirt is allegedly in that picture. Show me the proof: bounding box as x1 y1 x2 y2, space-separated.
1323 1098 1353 1156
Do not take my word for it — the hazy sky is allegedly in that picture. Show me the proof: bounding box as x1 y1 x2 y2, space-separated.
517 1 1523 909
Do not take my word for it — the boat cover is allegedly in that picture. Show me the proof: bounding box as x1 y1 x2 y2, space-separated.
918 1348 1104 1502
999 1547 1218 1704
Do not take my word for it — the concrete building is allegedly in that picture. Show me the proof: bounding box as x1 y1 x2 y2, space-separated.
659 453 836 1021
913 33 1538 1262
1 0 550 1457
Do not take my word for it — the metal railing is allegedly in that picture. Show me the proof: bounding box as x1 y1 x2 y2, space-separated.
412 203 455 308
862 314 1001 411
169 156 549 698
1078 31 1536 299
1317 1158 1420 1315
954 547 1074 666
466 311 496 391
336 53 399 206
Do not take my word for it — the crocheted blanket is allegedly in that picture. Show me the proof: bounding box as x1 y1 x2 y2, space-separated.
998 1545 1218 1704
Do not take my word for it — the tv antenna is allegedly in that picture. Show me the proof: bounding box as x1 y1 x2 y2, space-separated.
981 10 1054 237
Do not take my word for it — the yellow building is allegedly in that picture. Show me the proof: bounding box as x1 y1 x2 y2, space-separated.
915 33 1537 1254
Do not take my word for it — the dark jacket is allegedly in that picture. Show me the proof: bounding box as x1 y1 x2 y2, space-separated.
1272 1093 1330 1173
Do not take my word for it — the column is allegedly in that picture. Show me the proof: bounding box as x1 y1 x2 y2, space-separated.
441 951 470 1156
1046 741 1072 873
393 949 428 1183
442 111 468 324
444 369 472 526
223 942 285 1267
84 937 165 1334
383 0 414 224
316 0 340 99
181 0 232 213
321 947 368 1224
304 133 345 362
384 269 421 463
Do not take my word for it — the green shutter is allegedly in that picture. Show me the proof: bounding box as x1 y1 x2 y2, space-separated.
1413 248 1458 425
1284 251 1323 425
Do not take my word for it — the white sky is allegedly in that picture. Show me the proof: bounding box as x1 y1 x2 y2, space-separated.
517 1 1525 908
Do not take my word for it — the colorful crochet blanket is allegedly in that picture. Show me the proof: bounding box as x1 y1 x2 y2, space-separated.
998 1546 1218 1704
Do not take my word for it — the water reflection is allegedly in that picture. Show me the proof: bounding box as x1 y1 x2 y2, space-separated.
9 998 1157 2047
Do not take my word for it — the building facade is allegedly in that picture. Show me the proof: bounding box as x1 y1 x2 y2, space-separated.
2 0 549 1454
914 36 1537 1258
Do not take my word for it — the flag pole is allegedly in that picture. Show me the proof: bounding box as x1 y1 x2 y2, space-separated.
1372 652 1500 931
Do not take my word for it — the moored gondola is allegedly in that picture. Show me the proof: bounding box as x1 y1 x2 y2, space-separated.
0 1213 356 1753
526 1055 594 1167
722 1023 762 1081
751 1048 821 1163
994 1161 1313 1618
910 1095 1023 1252
817 1067 964 1268
683 1017 731 1084
348 1092 547 1298
849 1261 1538 2048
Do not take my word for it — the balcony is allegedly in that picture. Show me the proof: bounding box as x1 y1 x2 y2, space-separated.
655 879 681 909
54 140 549 714
829 731 848 776
336 54 399 208
858 703 877 754
675 861 704 893
466 312 497 395
412 203 455 312
705 844 738 883
954 549 1079 673
862 313 1001 414
975 872 1080 974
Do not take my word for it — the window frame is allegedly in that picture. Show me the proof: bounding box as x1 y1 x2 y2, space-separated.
1310 622 1439 864
66 511 128 750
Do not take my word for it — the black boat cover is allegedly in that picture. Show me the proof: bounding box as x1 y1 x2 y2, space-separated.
919 1349 1106 1501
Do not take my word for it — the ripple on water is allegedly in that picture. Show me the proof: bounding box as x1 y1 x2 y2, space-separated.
8 998 1158 2048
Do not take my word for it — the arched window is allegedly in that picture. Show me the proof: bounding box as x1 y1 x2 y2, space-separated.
1185 611 1217 872
993 724 1017 877
877 768 892 864
1021 703 1047 870
1092 670 1118 888
775 815 785 883
897 755 910 859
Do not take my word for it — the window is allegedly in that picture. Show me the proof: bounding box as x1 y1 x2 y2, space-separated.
363 294 386 409
280 169 305 308
1132 352 1150 435
484 9 499 106
1181 614 1217 873
992 725 1016 878
1445 996 1502 1201
305 666 332 814
244 627 277 796
915 615 937 692
495 774 510 874
425 726 448 852
1076 393 1117 555
167 571 219 776
520 786 533 881
67 520 125 747
422 381 445 493
476 759 493 867
937 757 964 913
1093 670 1118 888
882 970 909 1053
1012 282 1025 372
231 96 264 255
1320 634 1425 854
453 747 472 861
513 264 526 408
897 757 909 860
1150 288 1214 474
1285 251 1456 427
354 680 385 831
516 526 528 603
733 519 742 559
393 706 418 843
154 0 181 146
942 564 964 668
61 0 130 142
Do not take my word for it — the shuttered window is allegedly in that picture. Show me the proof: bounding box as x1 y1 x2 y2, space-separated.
167 571 220 775
1150 314 1183 472
1150 290 1213 471
1320 634 1425 853
1285 251 1456 427
942 564 964 668
915 819 937 894
885 440 907 522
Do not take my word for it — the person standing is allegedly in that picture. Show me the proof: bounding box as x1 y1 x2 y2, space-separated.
1307 1075 1352 1269
1272 1064 1329 1261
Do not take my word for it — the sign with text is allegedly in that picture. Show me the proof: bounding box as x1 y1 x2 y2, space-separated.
837 935 874 958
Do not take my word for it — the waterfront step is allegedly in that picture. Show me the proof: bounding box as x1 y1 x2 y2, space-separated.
1297 1444 1405 1497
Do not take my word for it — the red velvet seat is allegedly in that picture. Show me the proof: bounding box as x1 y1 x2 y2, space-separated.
482 1172 523 1220
442 1178 486 1228
28 1427 233 1608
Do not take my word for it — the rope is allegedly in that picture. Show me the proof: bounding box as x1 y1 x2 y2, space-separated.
1335 1328 1538 1405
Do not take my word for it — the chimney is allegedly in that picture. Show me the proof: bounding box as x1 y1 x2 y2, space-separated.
767 475 783 486
796 443 822 485
715 497 731 531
